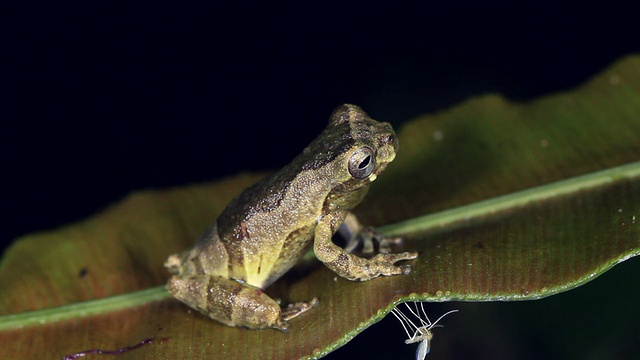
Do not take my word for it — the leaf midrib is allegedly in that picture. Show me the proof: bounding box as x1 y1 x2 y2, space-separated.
382 160 640 236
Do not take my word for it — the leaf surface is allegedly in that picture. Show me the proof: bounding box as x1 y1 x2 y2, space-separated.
1 56 639 359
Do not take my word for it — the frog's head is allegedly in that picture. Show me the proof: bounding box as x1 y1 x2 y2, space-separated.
329 104 398 184
299 104 398 199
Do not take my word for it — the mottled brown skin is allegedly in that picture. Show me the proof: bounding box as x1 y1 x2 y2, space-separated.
165 104 418 330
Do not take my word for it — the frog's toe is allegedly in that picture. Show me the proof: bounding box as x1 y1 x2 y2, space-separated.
398 251 419 261
280 297 319 323
377 235 405 254
367 252 417 276
390 263 413 276
398 264 412 275
383 263 412 277
271 319 289 331
379 251 418 263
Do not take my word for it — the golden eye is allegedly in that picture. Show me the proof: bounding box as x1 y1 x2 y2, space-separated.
348 146 375 179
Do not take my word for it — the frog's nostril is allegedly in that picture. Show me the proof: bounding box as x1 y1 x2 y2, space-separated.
381 133 398 148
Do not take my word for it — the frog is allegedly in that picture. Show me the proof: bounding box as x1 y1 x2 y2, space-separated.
165 104 418 330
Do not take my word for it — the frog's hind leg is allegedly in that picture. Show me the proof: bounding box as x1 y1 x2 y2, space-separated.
167 274 316 331
340 212 403 255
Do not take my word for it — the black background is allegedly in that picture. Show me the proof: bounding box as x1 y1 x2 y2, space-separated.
4 2 640 359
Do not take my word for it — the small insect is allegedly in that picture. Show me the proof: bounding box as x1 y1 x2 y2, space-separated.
390 302 458 360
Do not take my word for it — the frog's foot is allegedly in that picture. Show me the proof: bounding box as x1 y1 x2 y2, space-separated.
281 297 319 322
362 251 419 279
316 218 419 282
344 226 404 255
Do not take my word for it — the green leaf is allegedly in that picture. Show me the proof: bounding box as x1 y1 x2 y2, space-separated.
1 55 639 359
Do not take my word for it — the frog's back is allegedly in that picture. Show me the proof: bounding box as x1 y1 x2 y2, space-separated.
216 160 338 288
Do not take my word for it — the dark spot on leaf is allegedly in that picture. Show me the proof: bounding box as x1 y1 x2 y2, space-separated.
62 338 155 359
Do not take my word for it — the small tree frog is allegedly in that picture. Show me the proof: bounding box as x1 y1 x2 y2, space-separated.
165 104 418 330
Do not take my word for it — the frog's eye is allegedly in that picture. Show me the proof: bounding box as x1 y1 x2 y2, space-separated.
348 146 375 179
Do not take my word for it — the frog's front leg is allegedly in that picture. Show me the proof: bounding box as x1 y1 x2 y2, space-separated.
314 214 418 281
167 274 317 331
